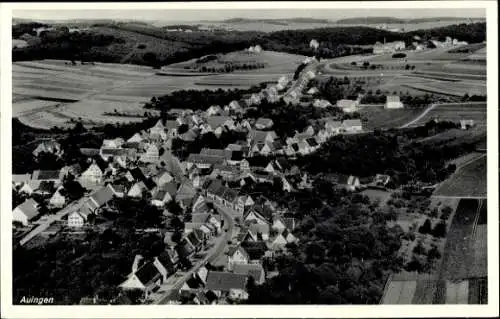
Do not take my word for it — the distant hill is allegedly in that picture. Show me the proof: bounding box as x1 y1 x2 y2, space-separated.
335 16 484 25
221 17 332 24
336 17 406 24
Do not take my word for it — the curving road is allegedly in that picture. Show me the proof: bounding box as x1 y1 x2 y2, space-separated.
153 200 234 304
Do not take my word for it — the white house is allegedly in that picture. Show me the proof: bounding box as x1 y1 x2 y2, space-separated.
141 144 160 163
460 119 475 130
336 99 359 113
80 162 103 185
227 245 250 271
385 95 404 109
49 187 66 208
128 182 148 198
67 210 91 228
13 199 40 226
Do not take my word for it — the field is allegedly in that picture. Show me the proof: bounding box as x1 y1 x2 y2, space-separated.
358 105 422 130
167 50 305 74
410 103 487 127
13 58 292 128
434 155 487 197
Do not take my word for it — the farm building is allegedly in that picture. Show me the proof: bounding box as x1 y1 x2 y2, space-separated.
336 99 359 113
373 41 406 54
309 39 319 50
13 198 40 226
460 119 475 130
385 95 404 109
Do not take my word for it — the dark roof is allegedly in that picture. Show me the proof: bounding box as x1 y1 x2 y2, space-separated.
176 238 195 258
187 231 202 247
221 188 238 203
192 213 211 223
128 167 146 181
143 178 157 190
233 263 265 282
80 148 100 156
135 262 162 287
291 143 299 152
240 241 268 260
37 181 54 193
200 148 232 160
162 181 179 197
122 141 142 149
305 137 319 147
207 116 232 128
100 148 131 156
230 151 243 161
187 154 225 166
32 170 60 180
205 271 247 292
90 185 115 207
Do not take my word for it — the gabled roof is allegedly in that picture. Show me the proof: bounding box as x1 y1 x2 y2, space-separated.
232 263 265 283
36 181 54 193
386 95 400 103
187 230 202 247
342 119 362 128
227 245 250 261
90 185 115 207
135 262 162 287
205 271 247 292
206 116 232 128
240 241 268 260
165 120 180 130
192 213 211 224
12 174 31 183
248 130 276 143
337 99 357 108
176 238 195 258
14 198 39 220
161 181 179 197
31 170 61 180
159 151 185 178
326 120 342 129
187 154 225 166
305 137 319 147
255 118 273 127
128 167 146 181
200 148 232 160
80 148 100 156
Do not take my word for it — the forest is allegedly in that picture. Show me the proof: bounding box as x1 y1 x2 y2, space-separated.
12 22 486 67
245 179 404 304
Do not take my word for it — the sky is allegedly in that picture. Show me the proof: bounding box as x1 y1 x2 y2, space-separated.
13 8 486 23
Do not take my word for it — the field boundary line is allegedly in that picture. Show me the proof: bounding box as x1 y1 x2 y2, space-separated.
400 103 438 128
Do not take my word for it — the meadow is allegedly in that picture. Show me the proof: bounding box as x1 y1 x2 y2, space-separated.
411 103 487 127
358 105 422 130
13 58 287 128
434 156 487 197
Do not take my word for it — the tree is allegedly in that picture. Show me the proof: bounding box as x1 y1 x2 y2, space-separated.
440 206 453 220
418 218 432 234
431 221 447 238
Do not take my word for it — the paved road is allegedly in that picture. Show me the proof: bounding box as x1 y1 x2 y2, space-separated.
153 200 234 304
19 197 87 246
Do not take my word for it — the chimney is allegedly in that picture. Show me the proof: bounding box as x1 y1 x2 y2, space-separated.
132 254 143 273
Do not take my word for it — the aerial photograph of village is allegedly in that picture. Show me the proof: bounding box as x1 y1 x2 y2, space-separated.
8 5 489 307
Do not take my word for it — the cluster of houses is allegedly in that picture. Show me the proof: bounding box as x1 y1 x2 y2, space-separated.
373 40 406 54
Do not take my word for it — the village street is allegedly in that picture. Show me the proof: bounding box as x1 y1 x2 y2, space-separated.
152 201 235 304
19 197 88 246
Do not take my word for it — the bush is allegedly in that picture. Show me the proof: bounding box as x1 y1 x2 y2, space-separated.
418 218 432 234
440 206 453 220
392 53 407 58
431 221 447 238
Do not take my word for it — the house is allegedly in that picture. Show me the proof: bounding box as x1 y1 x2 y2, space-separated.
374 174 391 186
149 119 166 137
140 144 160 163
200 148 233 161
179 129 199 142
385 95 404 109
232 263 266 285
125 167 147 183
247 130 277 145
80 162 103 185
325 120 343 135
12 174 31 187
269 233 288 250
32 140 63 158
373 41 405 54
244 207 271 226
227 245 250 270
108 183 127 198
31 170 62 183
329 174 361 191
119 259 167 299
206 116 234 133
205 271 248 300
102 138 125 149
176 238 196 260
336 99 358 113
313 99 332 108
60 164 82 178
176 181 197 208
151 185 176 207
342 119 363 133
128 181 148 198
255 118 274 130
127 132 144 143
186 154 226 170
248 223 270 241
206 105 222 116
67 210 93 228
154 171 174 186
13 199 40 226
49 187 67 208
85 185 115 214
460 119 475 130
19 181 41 195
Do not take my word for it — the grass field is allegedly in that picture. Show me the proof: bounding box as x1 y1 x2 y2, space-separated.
359 105 422 130
434 156 487 197
411 103 487 127
13 58 286 128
